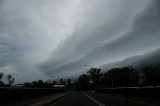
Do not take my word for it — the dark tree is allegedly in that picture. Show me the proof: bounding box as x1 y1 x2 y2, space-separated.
143 67 160 86
67 79 71 85
31 81 38 87
31 80 43 88
24 82 32 87
37 80 44 87
60 78 65 85
52 81 57 85
7 74 15 86
24 80 53 88
102 66 140 87
101 71 112 87
0 72 4 86
78 74 90 89
0 72 3 80
87 68 102 86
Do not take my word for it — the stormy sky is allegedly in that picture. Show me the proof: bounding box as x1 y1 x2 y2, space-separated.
0 0 160 82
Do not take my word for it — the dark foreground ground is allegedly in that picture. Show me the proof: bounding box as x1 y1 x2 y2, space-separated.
0 87 66 106
49 91 158 106
0 87 160 106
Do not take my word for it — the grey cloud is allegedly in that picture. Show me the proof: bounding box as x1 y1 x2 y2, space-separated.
38 0 157 79
0 0 159 82
0 0 71 82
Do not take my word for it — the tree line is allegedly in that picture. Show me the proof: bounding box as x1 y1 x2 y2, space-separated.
78 66 160 89
23 78 71 88
0 66 160 88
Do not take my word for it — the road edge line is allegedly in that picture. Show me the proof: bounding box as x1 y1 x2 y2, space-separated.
29 92 70 106
42 92 70 106
83 93 106 106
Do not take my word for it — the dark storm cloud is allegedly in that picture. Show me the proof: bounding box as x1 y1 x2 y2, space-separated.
38 0 160 79
1 0 159 81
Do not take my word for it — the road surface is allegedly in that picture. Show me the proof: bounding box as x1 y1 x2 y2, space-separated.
49 91 157 106
49 91 98 106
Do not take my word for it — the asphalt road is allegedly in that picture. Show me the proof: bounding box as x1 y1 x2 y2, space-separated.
49 91 158 106
49 91 98 106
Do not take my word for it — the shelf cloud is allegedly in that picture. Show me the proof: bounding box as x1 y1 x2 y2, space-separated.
0 0 160 82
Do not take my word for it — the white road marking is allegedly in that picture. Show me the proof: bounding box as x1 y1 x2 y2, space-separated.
83 93 106 106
